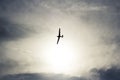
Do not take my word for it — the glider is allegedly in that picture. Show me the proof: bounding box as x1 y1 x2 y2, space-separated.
57 28 63 44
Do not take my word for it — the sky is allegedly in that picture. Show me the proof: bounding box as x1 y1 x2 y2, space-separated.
0 0 120 80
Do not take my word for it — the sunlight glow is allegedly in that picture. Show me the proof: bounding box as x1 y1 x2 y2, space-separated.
43 42 76 74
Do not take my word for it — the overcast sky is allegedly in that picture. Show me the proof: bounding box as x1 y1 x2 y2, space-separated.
0 0 120 79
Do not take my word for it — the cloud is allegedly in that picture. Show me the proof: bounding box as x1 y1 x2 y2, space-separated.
98 67 120 80
0 0 120 77
0 17 32 42
0 0 119 15
1 67 120 80
0 0 43 76
0 59 19 75
0 73 87 80
0 18 33 75
0 15 34 75
83 0 120 12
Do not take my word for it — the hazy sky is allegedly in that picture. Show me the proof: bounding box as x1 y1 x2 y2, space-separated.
0 0 120 79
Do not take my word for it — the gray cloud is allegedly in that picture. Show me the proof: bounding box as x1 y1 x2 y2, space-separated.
0 73 88 80
0 5 35 75
0 0 40 76
0 0 120 77
0 17 32 41
97 67 120 80
0 17 34 75
1 67 120 80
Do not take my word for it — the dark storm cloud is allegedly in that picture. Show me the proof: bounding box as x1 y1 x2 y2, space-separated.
0 0 43 76
88 67 120 80
98 67 120 80
1 67 120 80
0 0 32 14
0 59 20 75
0 73 87 80
0 0 36 41
0 17 32 41
0 0 120 77
0 0 35 75
0 0 47 16
0 17 34 75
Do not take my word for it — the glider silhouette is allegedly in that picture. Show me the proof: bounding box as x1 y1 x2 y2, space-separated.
57 28 63 44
